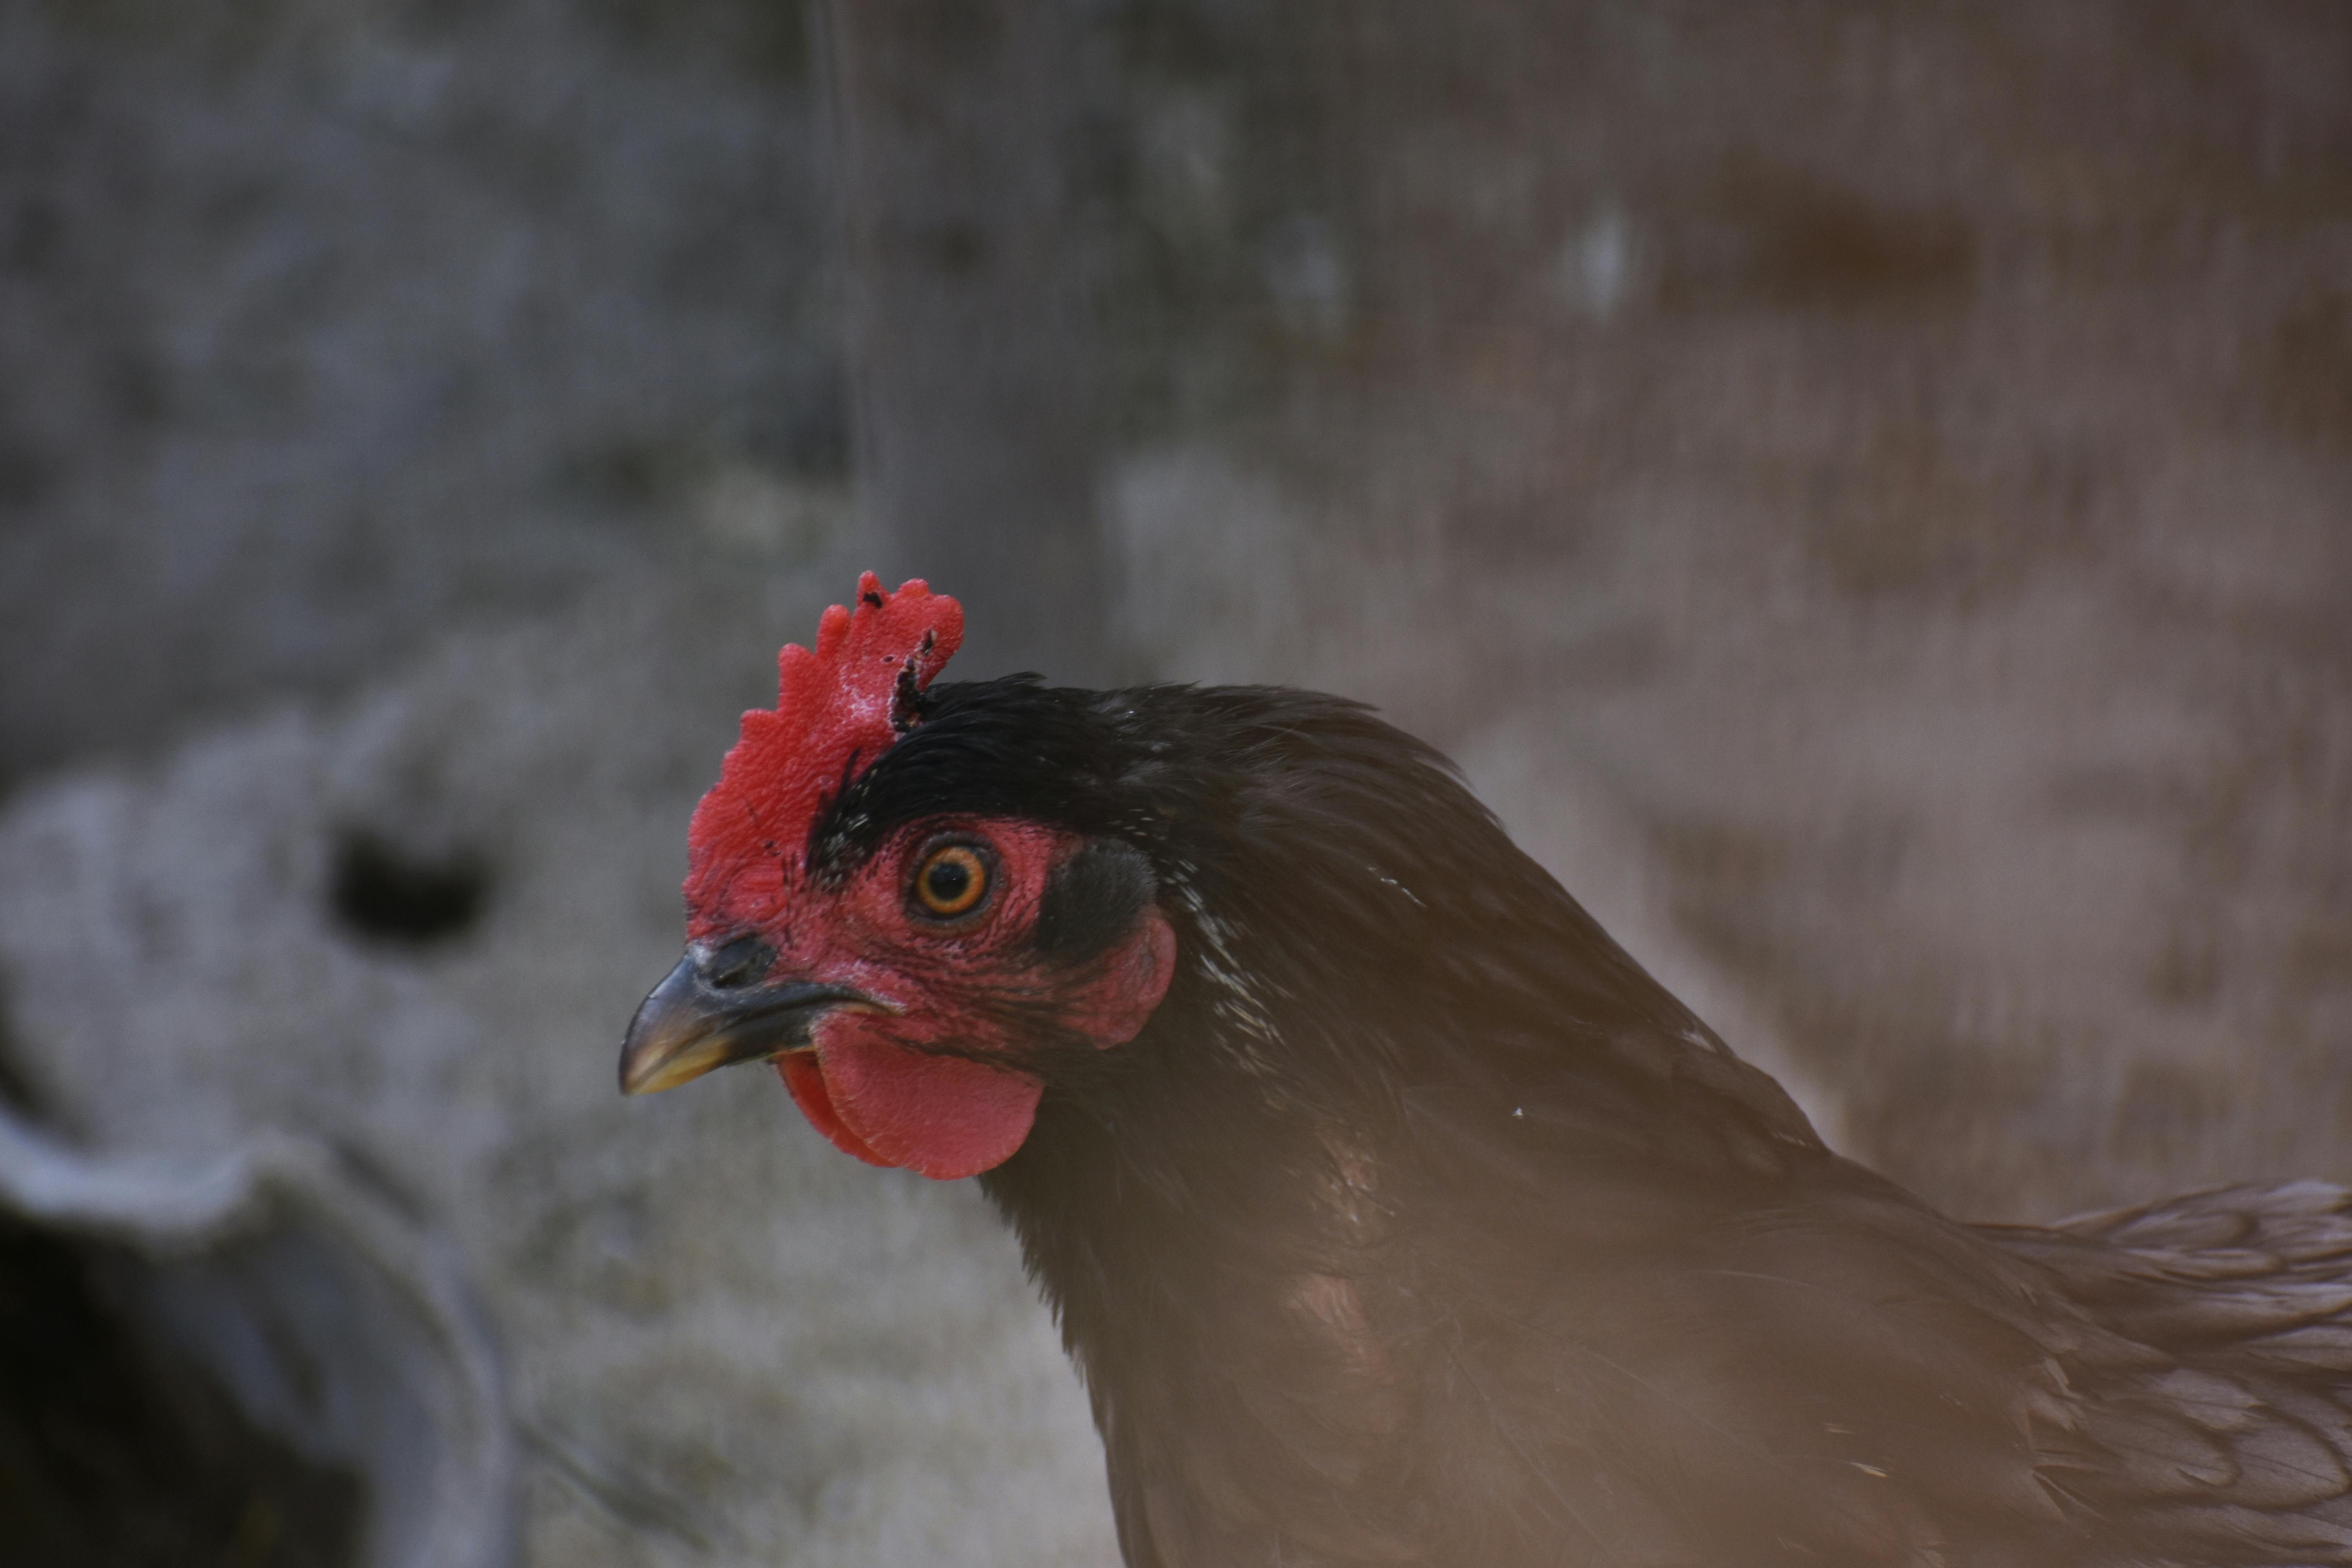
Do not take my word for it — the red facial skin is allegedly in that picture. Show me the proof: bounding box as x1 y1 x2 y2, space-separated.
675 576 1172 1179
737 817 1176 1181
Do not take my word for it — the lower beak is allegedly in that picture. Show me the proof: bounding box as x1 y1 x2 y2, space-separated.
618 955 866 1097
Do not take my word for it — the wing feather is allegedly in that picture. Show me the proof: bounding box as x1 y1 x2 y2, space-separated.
1984 1183 2352 1560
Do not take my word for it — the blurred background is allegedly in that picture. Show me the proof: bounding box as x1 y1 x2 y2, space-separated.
1 2 2348 1564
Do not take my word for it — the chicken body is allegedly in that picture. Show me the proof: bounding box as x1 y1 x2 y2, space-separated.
622 582 2352 1567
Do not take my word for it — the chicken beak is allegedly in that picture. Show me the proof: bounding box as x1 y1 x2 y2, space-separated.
618 955 864 1097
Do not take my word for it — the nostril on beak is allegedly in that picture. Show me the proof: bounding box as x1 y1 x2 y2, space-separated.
698 936 774 991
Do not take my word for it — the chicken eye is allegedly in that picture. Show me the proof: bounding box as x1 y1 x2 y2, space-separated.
913 844 991 919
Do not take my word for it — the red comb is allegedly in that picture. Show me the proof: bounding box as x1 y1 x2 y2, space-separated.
684 573 964 936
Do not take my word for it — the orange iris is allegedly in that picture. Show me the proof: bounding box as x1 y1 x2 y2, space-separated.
914 844 989 917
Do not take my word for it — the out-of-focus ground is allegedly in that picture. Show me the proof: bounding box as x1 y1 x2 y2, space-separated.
0 2 2348 1564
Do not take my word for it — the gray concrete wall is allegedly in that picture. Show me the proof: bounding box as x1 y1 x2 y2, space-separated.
0 0 844 784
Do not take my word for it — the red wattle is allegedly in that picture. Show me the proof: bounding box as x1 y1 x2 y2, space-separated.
777 1054 892 1168
778 1023 1043 1181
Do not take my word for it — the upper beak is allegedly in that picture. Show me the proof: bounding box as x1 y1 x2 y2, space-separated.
619 955 866 1097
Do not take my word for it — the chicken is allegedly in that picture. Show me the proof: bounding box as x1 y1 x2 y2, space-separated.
620 575 2352 1567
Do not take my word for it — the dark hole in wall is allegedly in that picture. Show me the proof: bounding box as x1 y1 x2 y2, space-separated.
0 1214 365 1567
329 829 489 948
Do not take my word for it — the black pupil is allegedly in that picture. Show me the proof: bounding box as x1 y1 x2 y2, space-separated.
927 857 972 906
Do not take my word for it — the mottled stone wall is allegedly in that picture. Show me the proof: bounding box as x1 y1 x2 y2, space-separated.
1089 1 2352 1220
